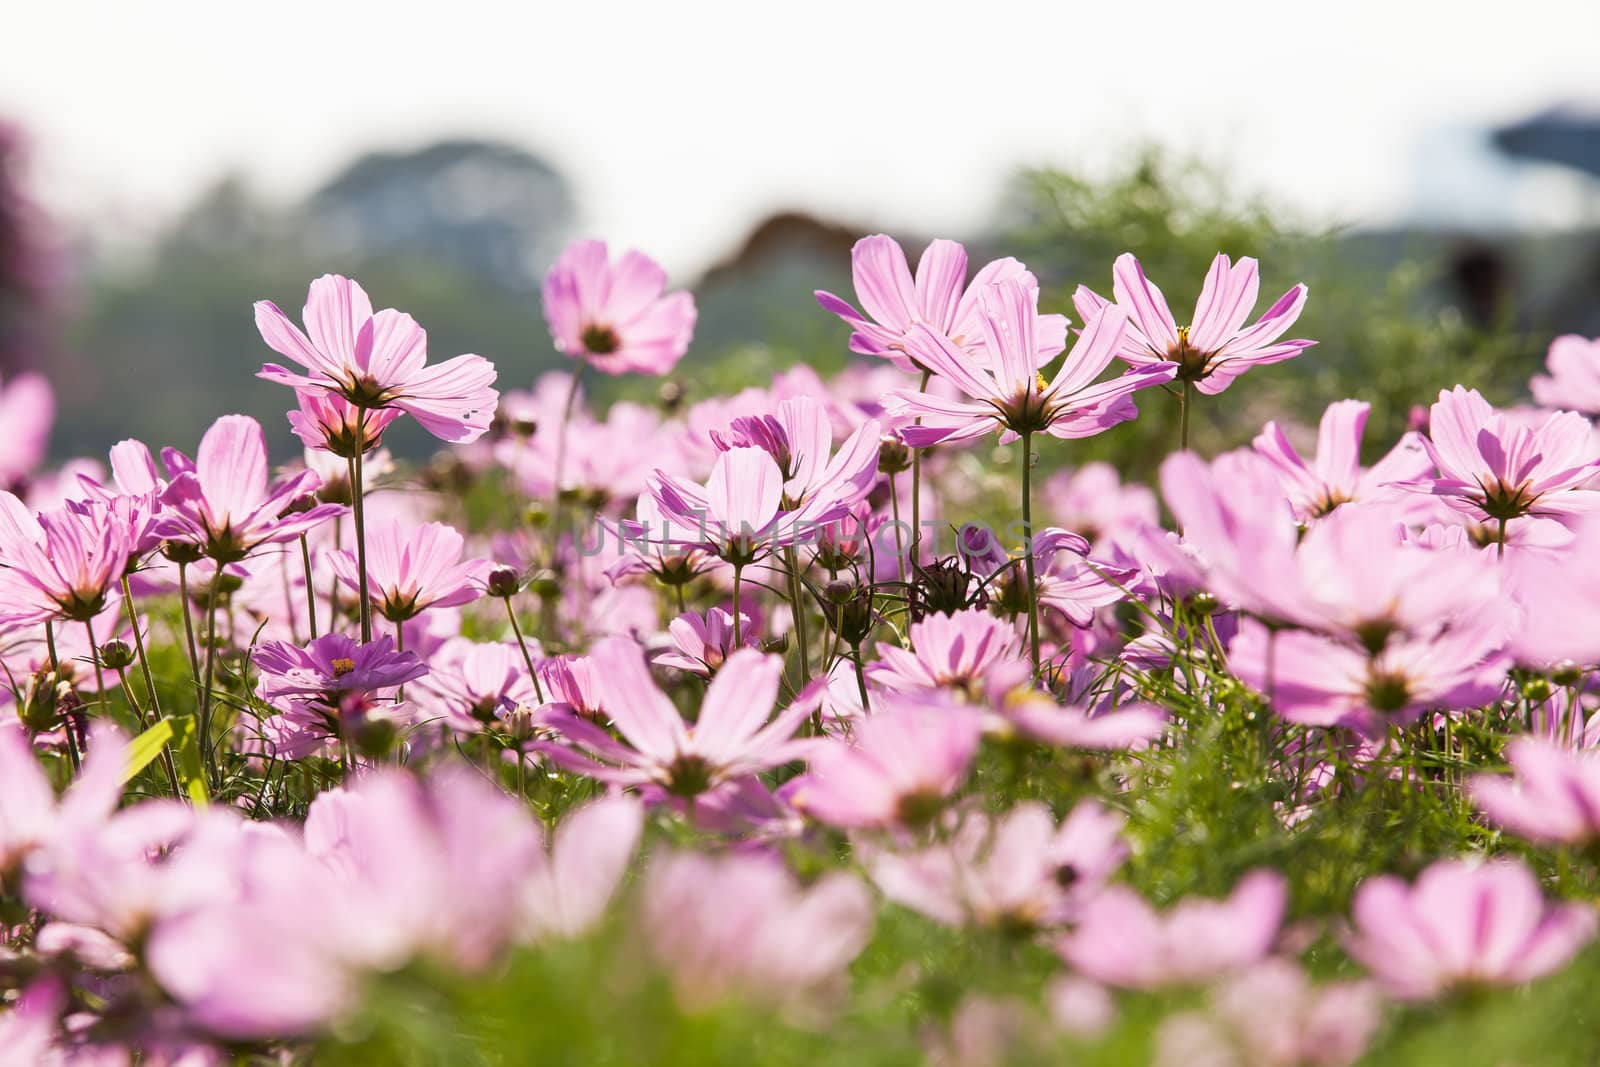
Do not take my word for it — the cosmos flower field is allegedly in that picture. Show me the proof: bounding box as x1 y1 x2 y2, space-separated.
3 232 1600 1065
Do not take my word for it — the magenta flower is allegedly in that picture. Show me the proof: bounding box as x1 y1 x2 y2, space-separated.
1253 399 1431 520
536 652 606 718
1055 870 1286 989
868 608 1024 697
1345 858 1596 999
0 494 129 625
541 239 697 376
654 607 754 677
329 518 490 623
256 274 500 443
253 632 428 703
517 794 643 942
1471 737 1600 848
863 800 1127 930
1416 385 1600 527
890 278 1173 447
157 415 342 563
1073 252 1314 394
788 700 982 829
535 636 813 797
288 388 401 458
814 234 1066 372
640 850 873 1016
1531 334 1600 414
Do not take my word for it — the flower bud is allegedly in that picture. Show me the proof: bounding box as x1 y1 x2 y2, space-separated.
1521 675 1553 704
486 565 523 599
877 434 911 475
759 633 789 656
821 582 875 645
657 380 686 412
19 670 68 732
98 640 136 672
279 492 318 517
1551 660 1584 687
529 569 561 600
160 540 204 565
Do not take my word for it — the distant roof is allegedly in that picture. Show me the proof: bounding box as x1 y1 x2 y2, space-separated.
1493 103 1600 177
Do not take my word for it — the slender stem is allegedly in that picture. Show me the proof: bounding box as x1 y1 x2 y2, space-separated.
329 517 342 628
177 562 203 708
115 664 182 797
784 547 811 686
122 575 169 725
907 369 932 632
1020 431 1041 676
299 534 319 639
199 567 223 784
1178 379 1191 452
673 582 687 616
732 564 744 647
851 645 872 716
45 621 80 774
395 618 406 704
888 474 907 588
348 444 372 643
1497 517 1507 560
549 363 585 568
505 598 547 704
82 616 108 720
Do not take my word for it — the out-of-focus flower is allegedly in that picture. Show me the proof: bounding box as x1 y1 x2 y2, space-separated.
640 849 873 1017
1044 462 1158 546
1074 252 1313 394
654 607 753 677
329 518 490 623
518 794 643 942
863 800 1126 930
157 415 341 563
256 274 499 443
535 637 812 797
541 239 697 376
1055 870 1286 989
890 278 1173 446
788 699 982 829
1531 334 1600 414
1471 737 1600 847
0 373 53 493
1345 857 1596 999
814 234 1066 372
1253 399 1431 520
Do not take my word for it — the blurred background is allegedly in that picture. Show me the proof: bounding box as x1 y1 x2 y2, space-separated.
3 0 1599 466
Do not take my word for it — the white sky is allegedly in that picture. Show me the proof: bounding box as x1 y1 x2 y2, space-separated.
6 0 1599 275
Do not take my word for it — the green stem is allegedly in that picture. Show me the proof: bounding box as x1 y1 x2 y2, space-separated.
907 369 932 633
784 547 812 686
177 562 204 709
82 615 108 720
549 363 585 568
1020 431 1041 676
888 473 907 589
348 443 372 643
299 533 319 639
732 564 745 647
1178 379 1191 452
852 644 871 716
505 598 548 704
45 622 80 774
199 567 223 785
122 575 179 794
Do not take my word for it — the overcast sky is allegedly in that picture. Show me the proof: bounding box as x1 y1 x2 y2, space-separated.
6 0 1599 274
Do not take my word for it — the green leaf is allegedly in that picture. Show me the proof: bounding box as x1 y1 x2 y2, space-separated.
121 718 174 784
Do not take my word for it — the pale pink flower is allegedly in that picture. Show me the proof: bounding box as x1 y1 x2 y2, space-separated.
1345 857 1596 999
981 660 1167 750
814 234 1066 371
709 395 882 513
1074 252 1313 394
256 274 499 442
654 607 753 677
1471 737 1600 847
0 372 53 492
787 700 982 829
1253 399 1431 520
329 518 490 623
0 494 129 625
541 239 696 375
1055 870 1286 989
868 608 1024 697
862 800 1126 930
640 850 873 1016
889 278 1173 446
517 794 643 942
535 637 813 798
1044 462 1158 545
1531 334 1600 414
287 388 401 457
411 637 540 734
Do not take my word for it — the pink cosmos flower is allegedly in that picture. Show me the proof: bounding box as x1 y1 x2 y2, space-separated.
640 849 873 1016
1345 857 1596 1000
889 278 1174 447
868 608 1024 697
0 494 129 625
288 388 401 457
329 518 490 623
1229 616 1508 732
1253 399 1432 520
411 637 540 734
863 800 1127 930
0 723 125 881
787 700 982 829
654 607 753 677
541 239 697 376
517 794 643 942
980 659 1168 750
157 415 342 563
709 395 882 512
1531 334 1600 414
1073 252 1314 394
1154 961 1381 1067
1417 385 1600 526
1044 462 1158 546
256 274 500 443
535 637 813 798
535 652 607 718
1055 870 1286 989
0 372 53 492
1471 737 1600 847
814 234 1066 371
253 632 428 703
